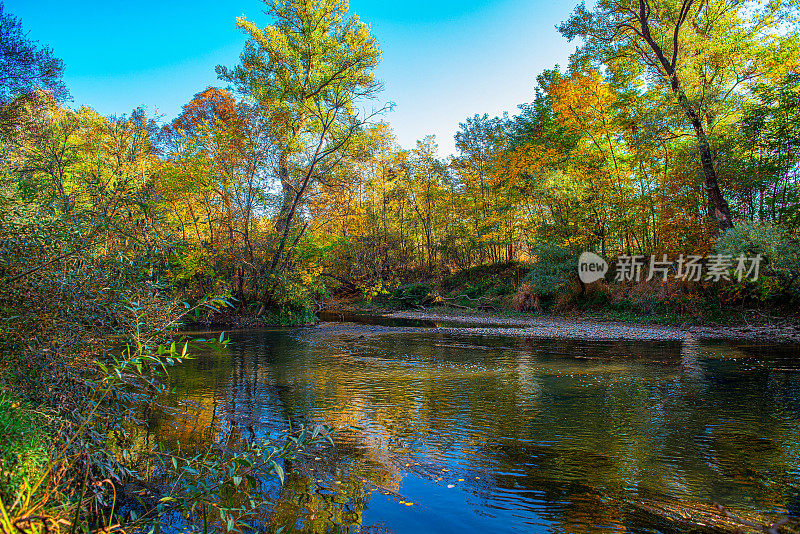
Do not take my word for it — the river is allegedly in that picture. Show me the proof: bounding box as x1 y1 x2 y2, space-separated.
153 319 800 533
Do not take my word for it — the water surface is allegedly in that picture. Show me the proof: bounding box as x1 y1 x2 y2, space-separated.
155 324 800 533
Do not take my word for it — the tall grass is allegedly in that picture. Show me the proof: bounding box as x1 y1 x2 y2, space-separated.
0 395 49 506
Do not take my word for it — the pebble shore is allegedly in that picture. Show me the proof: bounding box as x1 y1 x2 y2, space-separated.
320 308 800 343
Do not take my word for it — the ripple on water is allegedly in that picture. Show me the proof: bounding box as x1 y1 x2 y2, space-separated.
157 328 800 533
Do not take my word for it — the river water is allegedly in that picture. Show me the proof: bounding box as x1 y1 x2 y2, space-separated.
155 321 800 533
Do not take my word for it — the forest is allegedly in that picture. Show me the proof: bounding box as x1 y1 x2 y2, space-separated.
2 0 800 532
3 0 800 327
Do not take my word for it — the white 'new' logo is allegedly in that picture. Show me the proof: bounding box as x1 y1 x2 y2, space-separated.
578 252 608 284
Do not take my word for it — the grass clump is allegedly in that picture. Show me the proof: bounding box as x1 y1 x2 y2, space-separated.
0 394 49 505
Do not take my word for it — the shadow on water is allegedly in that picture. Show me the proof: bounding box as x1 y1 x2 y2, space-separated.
152 328 800 533
316 310 439 328
315 309 516 329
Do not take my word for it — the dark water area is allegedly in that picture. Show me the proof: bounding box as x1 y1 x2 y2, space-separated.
316 310 439 327
155 324 800 533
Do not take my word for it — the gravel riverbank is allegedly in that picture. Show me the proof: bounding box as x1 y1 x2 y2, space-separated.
321 306 800 343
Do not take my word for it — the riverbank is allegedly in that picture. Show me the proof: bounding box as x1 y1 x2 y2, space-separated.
321 303 800 343
185 307 317 329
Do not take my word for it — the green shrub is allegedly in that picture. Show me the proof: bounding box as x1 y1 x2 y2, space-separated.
715 220 800 302
524 244 580 298
463 282 481 298
264 271 318 320
392 282 434 306
0 394 49 504
715 220 800 278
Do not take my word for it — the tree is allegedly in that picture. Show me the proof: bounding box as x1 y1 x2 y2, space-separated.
408 136 445 272
160 87 277 299
3 92 81 210
0 2 67 104
720 73 800 225
454 114 507 263
558 0 788 233
218 0 385 300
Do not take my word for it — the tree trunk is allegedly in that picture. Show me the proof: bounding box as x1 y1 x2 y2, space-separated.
674 85 734 232
636 0 734 233
274 151 294 237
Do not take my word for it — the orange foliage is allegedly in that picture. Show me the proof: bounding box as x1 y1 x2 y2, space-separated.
169 87 239 136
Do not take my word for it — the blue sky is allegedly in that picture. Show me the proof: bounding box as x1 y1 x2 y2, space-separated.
6 0 577 156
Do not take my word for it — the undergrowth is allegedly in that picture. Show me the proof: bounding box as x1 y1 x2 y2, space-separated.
0 298 334 534
0 395 49 507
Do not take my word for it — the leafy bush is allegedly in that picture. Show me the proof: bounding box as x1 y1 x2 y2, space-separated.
715 220 800 302
0 395 48 504
715 220 800 279
268 273 317 319
524 244 580 298
392 282 434 306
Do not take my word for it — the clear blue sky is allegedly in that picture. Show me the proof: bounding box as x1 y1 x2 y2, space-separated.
5 0 577 157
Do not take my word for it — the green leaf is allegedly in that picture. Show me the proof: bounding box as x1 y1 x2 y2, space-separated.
271 460 285 484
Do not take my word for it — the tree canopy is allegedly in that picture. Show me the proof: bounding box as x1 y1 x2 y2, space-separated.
1 0 799 317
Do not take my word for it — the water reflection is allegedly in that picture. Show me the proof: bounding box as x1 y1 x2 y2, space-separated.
153 327 800 533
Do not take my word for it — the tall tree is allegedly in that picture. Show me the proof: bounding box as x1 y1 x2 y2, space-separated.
454 114 507 262
218 0 384 297
0 2 67 104
559 0 788 233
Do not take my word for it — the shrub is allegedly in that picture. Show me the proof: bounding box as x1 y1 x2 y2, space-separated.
0 395 48 504
392 282 434 306
524 244 581 301
553 276 587 311
715 220 800 302
270 275 316 318
715 220 800 279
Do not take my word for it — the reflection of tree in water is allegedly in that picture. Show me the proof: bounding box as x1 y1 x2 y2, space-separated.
153 330 800 532
680 333 701 377
266 470 368 533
